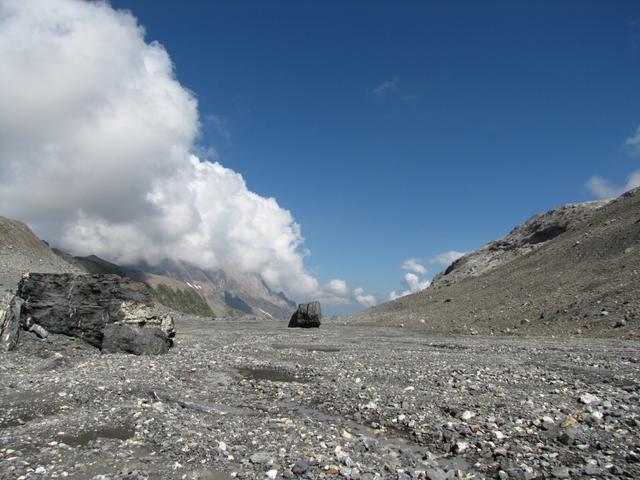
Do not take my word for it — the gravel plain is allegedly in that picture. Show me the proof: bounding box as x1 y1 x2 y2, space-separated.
1 316 639 480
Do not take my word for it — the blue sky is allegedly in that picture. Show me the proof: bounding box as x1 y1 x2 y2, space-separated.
108 0 640 308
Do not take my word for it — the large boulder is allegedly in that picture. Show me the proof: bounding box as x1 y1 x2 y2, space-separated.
102 324 171 355
288 301 321 328
16 273 175 354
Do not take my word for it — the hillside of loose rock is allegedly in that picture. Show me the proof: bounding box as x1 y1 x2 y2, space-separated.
0 217 83 291
348 188 640 338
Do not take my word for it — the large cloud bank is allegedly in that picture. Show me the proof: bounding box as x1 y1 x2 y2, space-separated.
0 0 375 304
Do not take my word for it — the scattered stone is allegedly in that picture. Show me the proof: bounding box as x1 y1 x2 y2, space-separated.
454 441 469 453
541 416 555 430
28 322 49 339
292 458 309 475
558 428 578 445
579 393 600 405
250 452 272 465
561 415 577 429
551 466 570 478
461 410 475 421
425 467 449 480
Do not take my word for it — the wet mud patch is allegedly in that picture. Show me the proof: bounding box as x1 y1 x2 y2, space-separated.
237 366 310 383
307 346 341 352
427 342 470 351
272 343 341 353
56 425 135 447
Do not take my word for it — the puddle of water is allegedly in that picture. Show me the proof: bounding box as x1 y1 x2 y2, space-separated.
238 367 309 383
56 425 134 447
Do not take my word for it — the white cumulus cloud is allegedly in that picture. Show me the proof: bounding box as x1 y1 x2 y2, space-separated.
389 272 430 301
586 172 640 199
429 250 466 266
354 287 377 307
586 126 640 200
320 279 377 307
0 0 325 298
401 258 427 274
325 279 350 297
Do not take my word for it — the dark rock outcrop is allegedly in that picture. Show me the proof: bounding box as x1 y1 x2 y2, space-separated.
16 273 175 354
288 301 321 328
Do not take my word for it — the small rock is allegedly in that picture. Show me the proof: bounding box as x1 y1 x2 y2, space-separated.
425 468 448 480
454 441 469 453
579 393 600 405
493 447 509 458
561 415 577 429
250 452 272 465
292 459 309 475
558 428 578 445
541 416 555 430
551 467 570 478
461 410 475 421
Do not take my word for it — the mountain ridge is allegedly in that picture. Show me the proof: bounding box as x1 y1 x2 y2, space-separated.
347 188 640 338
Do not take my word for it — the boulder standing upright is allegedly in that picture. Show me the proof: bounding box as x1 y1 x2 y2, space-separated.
288 301 321 328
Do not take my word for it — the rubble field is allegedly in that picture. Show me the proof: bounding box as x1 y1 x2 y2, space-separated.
1 317 639 479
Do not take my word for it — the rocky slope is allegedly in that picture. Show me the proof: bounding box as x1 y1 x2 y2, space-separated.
348 187 640 337
0 217 83 291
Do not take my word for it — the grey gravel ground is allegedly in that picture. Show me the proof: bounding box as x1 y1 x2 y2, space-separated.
1 317 639 479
